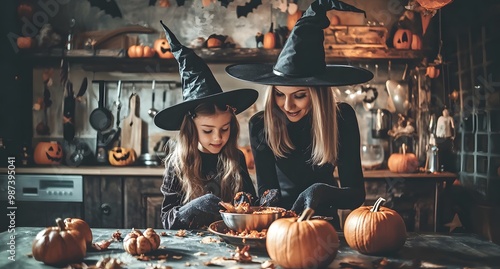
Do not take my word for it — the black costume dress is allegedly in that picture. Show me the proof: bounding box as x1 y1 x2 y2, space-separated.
160 150 257 229
249 102 365 229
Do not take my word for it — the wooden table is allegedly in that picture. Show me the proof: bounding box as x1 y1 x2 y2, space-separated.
1 227 499 269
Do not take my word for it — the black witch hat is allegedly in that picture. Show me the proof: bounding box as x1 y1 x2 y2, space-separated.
226 0 373 86
154 21 258 131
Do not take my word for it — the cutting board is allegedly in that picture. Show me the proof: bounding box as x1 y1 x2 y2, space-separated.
121 93 142 156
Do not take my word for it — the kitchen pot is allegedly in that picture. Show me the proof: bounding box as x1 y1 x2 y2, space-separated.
89 81 113 131
371 108 392 139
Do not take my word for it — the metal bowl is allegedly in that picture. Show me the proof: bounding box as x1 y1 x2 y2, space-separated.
220 206 284 232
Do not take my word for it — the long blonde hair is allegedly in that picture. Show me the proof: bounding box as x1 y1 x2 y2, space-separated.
164 103 243 203
263 86 339 166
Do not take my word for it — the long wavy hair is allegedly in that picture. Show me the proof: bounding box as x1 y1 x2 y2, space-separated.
263 86 339 166
164 102 243 204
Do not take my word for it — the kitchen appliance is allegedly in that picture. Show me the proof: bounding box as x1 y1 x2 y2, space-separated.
0 175 83 230
371 108 392 139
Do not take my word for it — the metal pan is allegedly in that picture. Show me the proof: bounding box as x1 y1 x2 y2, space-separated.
89 81 113 131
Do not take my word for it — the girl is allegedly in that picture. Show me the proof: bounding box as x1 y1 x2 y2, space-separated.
155 22 258 229
225 0 373 229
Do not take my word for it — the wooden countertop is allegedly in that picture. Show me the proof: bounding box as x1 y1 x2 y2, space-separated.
1 227 499 268
1 166 457 179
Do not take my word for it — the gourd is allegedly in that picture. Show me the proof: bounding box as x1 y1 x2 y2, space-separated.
123 228 161 255
128 45 155 58
426 66 440 78
393 29 412 49
108 147 136 166
387 143 419 173
263 23 276 49
153 37 174 59
343 197 407 255
266 208 339 268
34 141 63 165
32 218 87 266
17 37 34 49
64 218 93 247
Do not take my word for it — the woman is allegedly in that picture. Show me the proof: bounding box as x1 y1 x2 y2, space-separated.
225 0 373 229
155 21 258 229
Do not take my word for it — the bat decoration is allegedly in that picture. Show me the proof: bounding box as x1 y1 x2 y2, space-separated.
218 0 234 8
88 0 122 18
236 0 262 18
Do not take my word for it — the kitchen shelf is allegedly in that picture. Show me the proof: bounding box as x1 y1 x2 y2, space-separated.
21 47 425 73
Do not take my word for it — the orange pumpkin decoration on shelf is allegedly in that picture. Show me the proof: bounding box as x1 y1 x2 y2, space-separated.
108 147 136 166
32 218 87 266
206 36 223 48
34 141 63 165
287 10 303 31
263 22 276 49
411 34 422 50
64 218 93 247
17 37 34 49
393 29 412 49
387 143 419 173
154 37 174 59
128 45 156 58
266 208 339 268
426 65 440 78
343 197 407 255
123 228 161 255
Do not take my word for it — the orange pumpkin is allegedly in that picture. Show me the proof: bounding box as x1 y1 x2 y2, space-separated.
426 66 440 78
287 10 302 31
266 208 339 268
263 23 276 49
330 14 341 25
108 147 136 166
343 197 407 255
206 37 223 48
411 34 422 50
128 45 156 58
17 4 33 17
17 37 34 49
64 218 92 247
32 218 87 266
153 38 174 59
123 228 161 255
34 141 63 165
393 29 412 49
387 143 419 173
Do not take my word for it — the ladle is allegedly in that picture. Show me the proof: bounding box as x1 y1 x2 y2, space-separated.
148 80 158 118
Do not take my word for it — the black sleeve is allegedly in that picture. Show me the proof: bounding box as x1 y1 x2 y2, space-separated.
160 164 188 229
248 111 281 197
237 149 257 201
334 102 366 209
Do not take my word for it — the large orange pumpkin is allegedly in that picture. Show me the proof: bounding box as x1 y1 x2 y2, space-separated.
343 197 407 255
153 38 174 59
32 218 87 266
108 147 136 166
393 29 412 49
64 218 93 247
387 143 419 173
266 208 339 268
123 228 161 255
34 141 63 165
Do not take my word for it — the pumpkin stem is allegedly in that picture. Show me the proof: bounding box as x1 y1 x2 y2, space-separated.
402 143 407 155
370 197 386 212
297 208 315 222
56 218 66 230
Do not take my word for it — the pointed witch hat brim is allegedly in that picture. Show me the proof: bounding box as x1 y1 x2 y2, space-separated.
154 21 258 131
226 0 373 86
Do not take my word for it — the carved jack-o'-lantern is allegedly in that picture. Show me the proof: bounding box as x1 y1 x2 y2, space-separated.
393 29 412 49
34 141 63 165
153 38 174 59
108 147 136 166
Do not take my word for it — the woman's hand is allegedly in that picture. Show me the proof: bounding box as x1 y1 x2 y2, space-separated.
259 189 280 207
291 183 332 213
177 193 223 228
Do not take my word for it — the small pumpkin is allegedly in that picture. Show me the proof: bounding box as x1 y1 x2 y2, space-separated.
17 36 34 49
393 29 412 49
330 14 341 26
64 218 93 247
108 147 136 166
263 22 276 49
123 228 161 255
153 37 174 59
32 218 87 265
426 65 440 78
287 10 303 31
344 197 407 255
266 208 339 268
128 45 155 58
410 34 422 50
387 143 419 173
17 3 33 18
34 141 63 165
206 36 223 48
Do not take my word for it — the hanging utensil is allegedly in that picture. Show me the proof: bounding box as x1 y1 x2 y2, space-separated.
148 80 158 118
162 86 167 110
386 62 409 115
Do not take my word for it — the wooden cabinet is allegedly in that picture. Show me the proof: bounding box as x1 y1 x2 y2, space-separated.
83 176 163 229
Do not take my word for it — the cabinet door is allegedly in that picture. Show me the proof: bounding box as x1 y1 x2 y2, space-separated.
124 177 163 229
84 176 123 228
